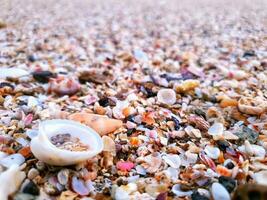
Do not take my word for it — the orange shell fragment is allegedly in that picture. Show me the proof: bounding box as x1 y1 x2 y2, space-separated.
69 113 123 136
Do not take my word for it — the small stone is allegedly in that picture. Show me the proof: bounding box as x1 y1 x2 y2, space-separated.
211 182 230 200
32 71 55 83
13 193 36 200
216 140 230 152
191 190 209 200
35 161 46 171
218 176 236 193
22 180 40 196
27 55 37 62
233 125 259 144
27 168 39 180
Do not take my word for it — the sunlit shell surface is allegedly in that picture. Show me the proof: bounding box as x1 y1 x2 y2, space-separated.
30 119 103 166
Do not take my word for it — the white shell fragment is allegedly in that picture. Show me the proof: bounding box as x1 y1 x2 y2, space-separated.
254 171 267 186
204 145 220 159
172 184 192 197
211 182 230 200
208 123 224 136
0 67 29 79
157 89 176 105
162 154 181 169
238 140 266 158
0 165 26 200
0 154 25 168
30 119 103 166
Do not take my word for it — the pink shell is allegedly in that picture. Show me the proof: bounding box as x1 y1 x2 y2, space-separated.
116 161 135 171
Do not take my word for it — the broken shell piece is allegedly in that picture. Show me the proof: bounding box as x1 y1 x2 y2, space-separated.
208 123 224 136
174 79 200 93
172 184 193 197
69 113 123 136
0 165 26 200
0 154 25 168
238 140 266 158
254 171 267 186
204 145 220 159
157 89 176 105
162 154 181 169
30 119 103 166
0 68 29 79
102 136 116 155
238 97 266 115
211 182 230 200
114 183 137 200
49 76 80 96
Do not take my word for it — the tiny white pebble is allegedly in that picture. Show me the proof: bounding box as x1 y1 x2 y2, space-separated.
27 168 39 179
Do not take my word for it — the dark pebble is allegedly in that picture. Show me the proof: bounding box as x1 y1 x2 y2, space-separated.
0 82 14 89
98 97 109 107
126 128 135 136
171 116 180 130
219 176 236 193
32 71 55 83
225 161 235 169
243 50 256 57
126 114 136 123
27 55 37 62
216 140 230 151
191 190 209 200
194 108 206 120
22 180 40 196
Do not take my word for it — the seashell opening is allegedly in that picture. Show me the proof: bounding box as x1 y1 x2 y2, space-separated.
30 119 103 166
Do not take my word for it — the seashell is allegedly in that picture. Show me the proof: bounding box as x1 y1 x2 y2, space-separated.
199 152 216 171
208 122 224 136
164 167 179 182
116 161 135 172
238 97 266 115
216 165 232 177
211 182 230 200
172 184 193 197
0 153 25 168
238 140 266 158
174 79 200 93
254 171 267 186
57 169 70 185
0 165 26 200
114 183 137 200
220 97 238 108
30 119 103 166
143 154 162 173
49 76 80 96
162 154 181 169
135 165 147 175
0 68 29 79
69 113 123 136
188 115 210 131
222 131 239 140
102 136 116 155
204 145 220 159
145 183 168 198
71 176 89 196
157 89 176 105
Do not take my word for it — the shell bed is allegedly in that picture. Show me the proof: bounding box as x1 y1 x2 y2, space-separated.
0 0 267 200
